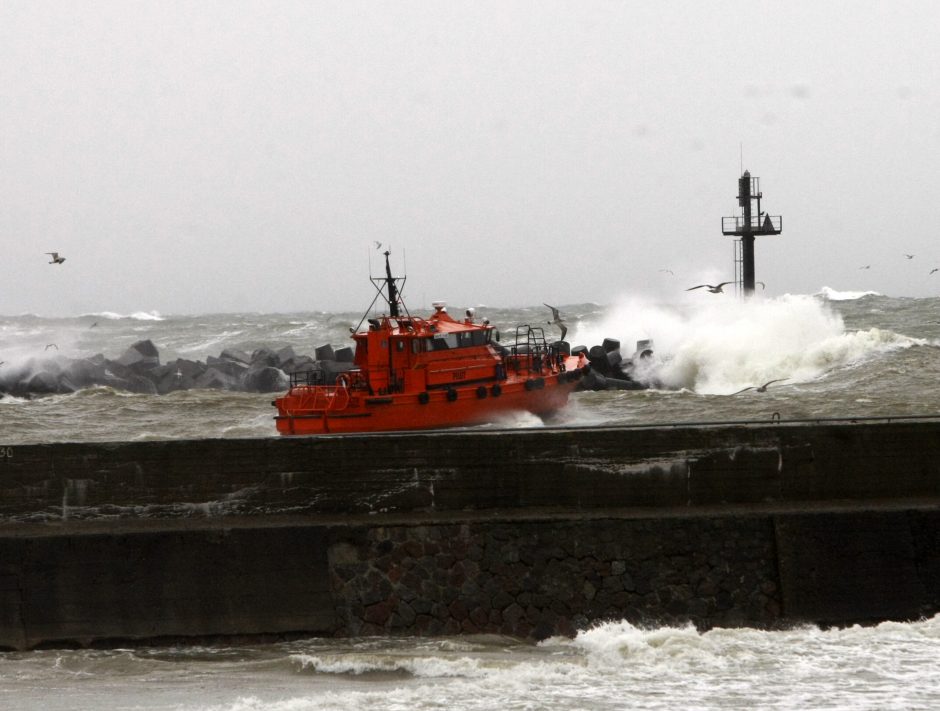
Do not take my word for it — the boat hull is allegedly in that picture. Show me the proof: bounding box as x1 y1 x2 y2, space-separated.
275 373 579 435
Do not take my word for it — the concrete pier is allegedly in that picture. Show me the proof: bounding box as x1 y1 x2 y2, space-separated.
1 418 939 649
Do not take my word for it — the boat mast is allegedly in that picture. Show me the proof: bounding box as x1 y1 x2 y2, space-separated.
384 250 400 318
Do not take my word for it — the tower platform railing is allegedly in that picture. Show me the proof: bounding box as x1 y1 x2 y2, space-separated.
721 214 783 235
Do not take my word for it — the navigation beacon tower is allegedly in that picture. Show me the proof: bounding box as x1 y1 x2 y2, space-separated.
721 171 783 296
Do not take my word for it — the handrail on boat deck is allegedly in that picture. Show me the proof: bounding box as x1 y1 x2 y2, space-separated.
286 379 351 413
504 324 561 376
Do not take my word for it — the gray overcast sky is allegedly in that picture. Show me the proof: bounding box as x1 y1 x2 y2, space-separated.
2 1 938 315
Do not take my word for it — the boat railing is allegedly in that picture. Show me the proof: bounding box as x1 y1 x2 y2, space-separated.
505 325 557 375
287 380 352 413
286 369 363 412
289 369 326 387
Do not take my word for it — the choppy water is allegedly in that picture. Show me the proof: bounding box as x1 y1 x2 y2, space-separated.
2 288 940 709
2 288 939 443
1 618 939 711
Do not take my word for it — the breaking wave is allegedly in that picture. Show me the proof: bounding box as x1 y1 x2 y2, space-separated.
573 293 921 394
814 286 881 301
82 311 166 321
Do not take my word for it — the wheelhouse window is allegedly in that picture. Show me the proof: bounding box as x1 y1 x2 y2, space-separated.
431 333 457 350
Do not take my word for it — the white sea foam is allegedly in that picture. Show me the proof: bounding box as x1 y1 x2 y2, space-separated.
573 294 919 394
292 653 489 677
5 618 940 711
176 330 247 355
82 310 165 321
189 617 940 711
814 286 881 300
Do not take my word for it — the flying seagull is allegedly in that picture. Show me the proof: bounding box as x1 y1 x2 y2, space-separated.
930 268 938 275
544 303 568 341
905 254 915 259
45 343 58 350
859 265 870 270
658 269 674 275
373 241 382 250
686 281 733 294
732 378 788 395
46 252 65 265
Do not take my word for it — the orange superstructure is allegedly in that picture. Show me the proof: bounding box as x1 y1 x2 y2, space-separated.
274 252 586 435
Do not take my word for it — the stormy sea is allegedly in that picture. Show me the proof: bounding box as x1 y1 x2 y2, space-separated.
1 288 940 710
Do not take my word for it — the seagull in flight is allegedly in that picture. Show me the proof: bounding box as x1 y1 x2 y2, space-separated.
373 241 382 250
930 268 938 275
544 303 568 341
732 378 787 395
859 265 870 270
658 269 674 275
45 343 58 350
46 252 66 265
905 254 915 259
686 281 733 294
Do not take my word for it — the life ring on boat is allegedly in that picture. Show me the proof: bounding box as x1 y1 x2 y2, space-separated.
336 374 351 389
476 386 487 399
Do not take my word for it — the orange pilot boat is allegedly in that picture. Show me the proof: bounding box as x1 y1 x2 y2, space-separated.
274 251 587 435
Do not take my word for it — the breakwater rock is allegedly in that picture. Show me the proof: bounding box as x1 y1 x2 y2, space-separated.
0 337 653 398
0 340 356 397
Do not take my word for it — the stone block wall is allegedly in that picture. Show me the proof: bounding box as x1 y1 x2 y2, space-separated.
327 516 781 640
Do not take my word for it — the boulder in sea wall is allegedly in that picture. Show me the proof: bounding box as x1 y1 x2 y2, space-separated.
156 370 193 395
63 359 103 388
55 375 79 394
169 359 206 380
320 360 356 384
241 366 289 393
151 359 207 394
205 356 248 379
276 346 296 364
219 348 251 365
250 348 280 368
26 371 59 395
315 344 335 362
116 340 160 370
91 359 159 394
194 367 241 390
125 374 158 395
100 360 135 383
281 356 315 374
